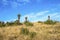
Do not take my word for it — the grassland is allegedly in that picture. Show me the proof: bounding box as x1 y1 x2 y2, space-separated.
0 22 60 40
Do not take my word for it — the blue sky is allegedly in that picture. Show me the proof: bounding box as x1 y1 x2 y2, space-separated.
0 0 60 22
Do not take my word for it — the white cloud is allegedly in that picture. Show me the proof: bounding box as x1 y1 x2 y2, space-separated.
23 10 49 18
50 13 60 19
5 19 17 23
4 11 60 22
47 13 58 17
17 0 30 3
2 0 8 6
21 10 60 22
36 11 49 16
2 0 30 8
21 10 49 22
40 12 59 21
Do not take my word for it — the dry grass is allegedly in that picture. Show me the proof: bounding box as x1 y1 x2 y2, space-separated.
0 22 60 40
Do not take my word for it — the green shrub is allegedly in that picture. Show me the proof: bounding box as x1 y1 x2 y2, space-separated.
29 32 36 38
20 28 29 35
0 21 5 27
38 21 43 23
6 21 23 26
14 20 23 25
44 20 57 25
20 28 37 40
24 21 33 26
6 22 14 26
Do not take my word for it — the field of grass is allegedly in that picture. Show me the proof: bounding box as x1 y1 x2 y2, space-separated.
0 22 60 40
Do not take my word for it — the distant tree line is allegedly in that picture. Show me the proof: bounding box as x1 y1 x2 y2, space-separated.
0 21 5 27
0 14 59 27
38 16 59 25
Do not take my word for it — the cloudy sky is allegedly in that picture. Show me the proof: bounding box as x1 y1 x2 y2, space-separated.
0 0 60 22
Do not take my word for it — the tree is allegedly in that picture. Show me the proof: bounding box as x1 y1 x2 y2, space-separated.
25 17 28 22
0 21 5 27
17 14 21 23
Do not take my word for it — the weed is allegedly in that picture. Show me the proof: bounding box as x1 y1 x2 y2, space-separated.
24 22 33 26
29 32 36 38
20 28 29 35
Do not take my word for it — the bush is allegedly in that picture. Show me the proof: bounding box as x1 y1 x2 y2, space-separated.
24 21 33 26
14 20 23 25
6 22 14 26
38 21 43 23
0 21 5 27
29 32 36 38
20 28 29 35
44 20 57 25
6 21 23 26
20 28 37 40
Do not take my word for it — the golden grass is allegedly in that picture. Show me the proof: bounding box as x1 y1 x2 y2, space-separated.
0 22 60 40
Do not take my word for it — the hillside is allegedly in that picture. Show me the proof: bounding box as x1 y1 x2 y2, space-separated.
0 22 60 40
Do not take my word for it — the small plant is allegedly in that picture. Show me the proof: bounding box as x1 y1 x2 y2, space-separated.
6 21 23 26
29 32 36 38
24 21 33 26
20 28 29 35
6 22 14 26
20 28 37 40
24 17 33 26
0 21 5 27
38 21 43 23
44 20 57 25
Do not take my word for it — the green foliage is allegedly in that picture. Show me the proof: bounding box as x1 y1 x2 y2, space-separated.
38 21 43 23
44 20 57 25
29 32 36 38
20 28 29 35
6 21 23 26
14 20 23 25
24 21 33 26
0 21 5 27
6 22 14 26
20 28 37 40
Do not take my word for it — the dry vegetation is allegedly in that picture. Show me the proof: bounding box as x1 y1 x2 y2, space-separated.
0 22 60 40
